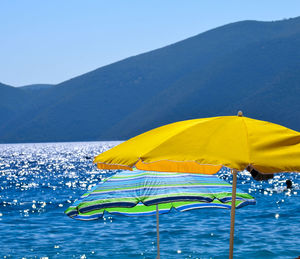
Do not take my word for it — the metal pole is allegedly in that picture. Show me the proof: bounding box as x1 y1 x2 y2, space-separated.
229 169 237 259
156 204 160 259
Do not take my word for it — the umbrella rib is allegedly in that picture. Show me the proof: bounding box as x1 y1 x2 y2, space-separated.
136 159 223 166
240 117 251 166
140 117 223 162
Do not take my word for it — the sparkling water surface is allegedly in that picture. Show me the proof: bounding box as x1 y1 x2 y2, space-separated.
0 142 299 259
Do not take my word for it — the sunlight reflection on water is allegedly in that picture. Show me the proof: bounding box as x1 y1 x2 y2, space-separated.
0 142 299 259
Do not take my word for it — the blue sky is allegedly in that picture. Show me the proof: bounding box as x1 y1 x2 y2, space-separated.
1 0 300 86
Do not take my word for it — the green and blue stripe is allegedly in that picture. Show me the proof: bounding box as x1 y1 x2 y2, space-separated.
65 170 255 221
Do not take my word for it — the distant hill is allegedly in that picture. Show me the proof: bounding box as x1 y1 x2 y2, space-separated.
20 84 54 91
0 82 33 125
1 17 300 143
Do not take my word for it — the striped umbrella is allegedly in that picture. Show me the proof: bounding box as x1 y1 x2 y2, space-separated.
65 170 255 257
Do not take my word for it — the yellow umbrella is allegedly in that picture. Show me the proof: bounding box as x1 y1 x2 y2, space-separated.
94 112 300 258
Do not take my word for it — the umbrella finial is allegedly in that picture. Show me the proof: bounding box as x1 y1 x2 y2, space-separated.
237 111 243 117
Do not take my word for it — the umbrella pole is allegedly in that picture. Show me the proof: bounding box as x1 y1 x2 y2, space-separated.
156 204 160 259
229 169 237 259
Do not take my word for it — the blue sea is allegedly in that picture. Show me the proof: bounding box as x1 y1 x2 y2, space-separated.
0 142 300 259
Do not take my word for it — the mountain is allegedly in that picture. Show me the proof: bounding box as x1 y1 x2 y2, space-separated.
1 17 300 143
0 82 33 124
20 84 54 91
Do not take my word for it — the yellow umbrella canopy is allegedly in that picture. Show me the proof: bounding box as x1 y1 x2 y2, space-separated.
94 114 300 174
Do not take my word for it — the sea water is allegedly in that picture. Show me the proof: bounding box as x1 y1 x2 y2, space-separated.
0 142 299 259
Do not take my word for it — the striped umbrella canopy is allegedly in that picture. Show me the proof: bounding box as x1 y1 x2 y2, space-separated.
65 170 255 257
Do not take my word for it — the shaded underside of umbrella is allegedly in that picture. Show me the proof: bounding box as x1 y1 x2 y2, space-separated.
65 170 255 221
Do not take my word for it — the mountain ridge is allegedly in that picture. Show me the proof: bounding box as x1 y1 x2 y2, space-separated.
1 17 300 143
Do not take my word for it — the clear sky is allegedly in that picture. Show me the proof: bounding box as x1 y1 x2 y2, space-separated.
1 0 300 86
